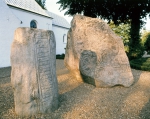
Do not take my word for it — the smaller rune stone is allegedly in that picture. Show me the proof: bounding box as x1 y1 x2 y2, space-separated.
64 15 134 87
11 27 58 116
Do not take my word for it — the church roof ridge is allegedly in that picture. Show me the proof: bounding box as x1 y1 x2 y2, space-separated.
4 0 50 18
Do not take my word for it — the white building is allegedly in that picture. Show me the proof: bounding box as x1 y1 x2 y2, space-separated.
0 0 70 68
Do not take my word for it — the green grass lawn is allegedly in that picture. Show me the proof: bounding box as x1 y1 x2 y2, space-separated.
130 57 150 71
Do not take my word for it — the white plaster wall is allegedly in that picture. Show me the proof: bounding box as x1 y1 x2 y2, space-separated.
9 6 52 30
0 1 67 67
52 25 69 54
0 0 20 68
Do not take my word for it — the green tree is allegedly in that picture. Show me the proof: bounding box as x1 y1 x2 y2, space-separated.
141 30 150 44
141 31 150 53
109 21 131 51
35 0 46 9
57 0 150 59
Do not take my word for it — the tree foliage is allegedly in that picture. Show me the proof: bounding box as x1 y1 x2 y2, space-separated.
109 21 131 52
57 0 150 59
35 0 46 9
57 0 150 23
141 30 150 45
141 31 150 52
109 21 130 46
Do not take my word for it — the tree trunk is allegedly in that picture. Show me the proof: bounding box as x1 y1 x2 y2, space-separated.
128 13 142 59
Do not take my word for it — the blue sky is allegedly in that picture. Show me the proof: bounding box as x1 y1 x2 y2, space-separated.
46 0 150 31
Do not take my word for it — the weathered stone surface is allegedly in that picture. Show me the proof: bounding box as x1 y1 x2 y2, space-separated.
11 27 58 116
64 15 134 87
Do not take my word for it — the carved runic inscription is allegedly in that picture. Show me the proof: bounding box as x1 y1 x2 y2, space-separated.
11 28 58 116
35 35 53 111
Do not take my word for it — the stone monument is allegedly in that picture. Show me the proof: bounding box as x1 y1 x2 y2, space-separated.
11 27 58 116
65 15 134 87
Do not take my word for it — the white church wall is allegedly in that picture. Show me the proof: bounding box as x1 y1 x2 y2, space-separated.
0 0 20 68
0 1 69 68
52 25 69 54
9 6 53 30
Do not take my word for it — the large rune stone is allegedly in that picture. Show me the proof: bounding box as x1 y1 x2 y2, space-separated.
11 28 58 116
64 15 134 87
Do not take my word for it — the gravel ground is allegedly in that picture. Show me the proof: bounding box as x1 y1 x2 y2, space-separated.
0 59 150 119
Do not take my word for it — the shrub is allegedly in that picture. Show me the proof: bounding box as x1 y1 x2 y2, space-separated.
56 54 65 59
127 45 145 60
130 57 150 71
141 31 150 53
